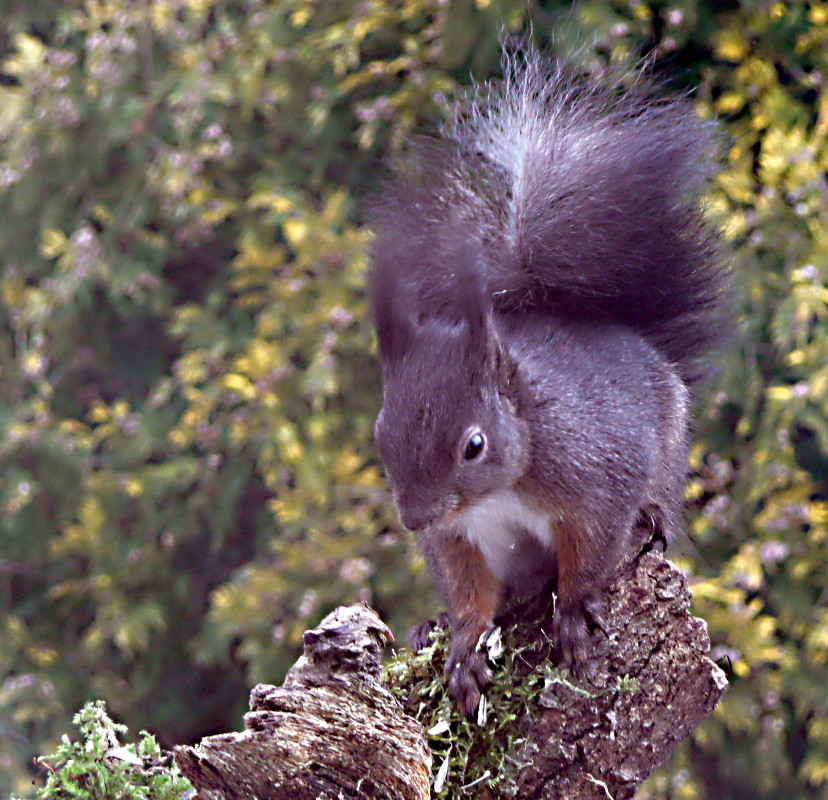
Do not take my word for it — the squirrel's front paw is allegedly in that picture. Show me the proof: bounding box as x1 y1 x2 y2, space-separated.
554 596 605 672
408 612 451 652
446 639 492 717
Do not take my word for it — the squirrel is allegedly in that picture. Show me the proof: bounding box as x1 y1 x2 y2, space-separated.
368 48 732 716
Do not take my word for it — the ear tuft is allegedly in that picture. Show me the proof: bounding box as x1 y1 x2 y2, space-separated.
369 259 416 366
449 238 490 348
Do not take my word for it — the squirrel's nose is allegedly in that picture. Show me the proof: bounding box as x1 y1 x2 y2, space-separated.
396 498 438 531
398 508 435 532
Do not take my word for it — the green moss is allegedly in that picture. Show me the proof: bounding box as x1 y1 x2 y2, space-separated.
384 625 554 798
19 701 192 800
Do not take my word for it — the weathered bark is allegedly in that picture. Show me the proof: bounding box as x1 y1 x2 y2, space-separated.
175 528 726 800
174 605 431 800
507 530 729 799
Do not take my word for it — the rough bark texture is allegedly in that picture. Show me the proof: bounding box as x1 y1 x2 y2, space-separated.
175 529 726 800
507 529 729 799
174 604 432 800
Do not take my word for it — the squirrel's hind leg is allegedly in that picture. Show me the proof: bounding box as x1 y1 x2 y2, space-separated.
553 516 631 670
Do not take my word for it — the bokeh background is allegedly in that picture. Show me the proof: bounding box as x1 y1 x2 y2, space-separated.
0 1 826 798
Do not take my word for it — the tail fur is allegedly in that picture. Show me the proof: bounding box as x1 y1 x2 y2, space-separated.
369 49 732 390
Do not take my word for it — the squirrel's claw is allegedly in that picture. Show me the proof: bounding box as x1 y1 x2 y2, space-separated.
584 596 608 635
410 615 492 716
446 644 491 718
408 612 451 652
554 601 596 670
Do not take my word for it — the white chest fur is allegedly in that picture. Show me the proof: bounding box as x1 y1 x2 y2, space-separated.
458 488 556 581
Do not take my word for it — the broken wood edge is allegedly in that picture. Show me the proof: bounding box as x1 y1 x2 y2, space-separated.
174 604 431 800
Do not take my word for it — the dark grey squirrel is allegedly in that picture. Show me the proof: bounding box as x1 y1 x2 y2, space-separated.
368 48 732 716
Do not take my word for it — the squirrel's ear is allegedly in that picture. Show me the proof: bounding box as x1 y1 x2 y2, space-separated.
453 239 490 345
372 288 415 368
369 256 417 366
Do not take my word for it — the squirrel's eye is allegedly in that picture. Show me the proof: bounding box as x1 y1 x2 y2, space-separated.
463 431 486 461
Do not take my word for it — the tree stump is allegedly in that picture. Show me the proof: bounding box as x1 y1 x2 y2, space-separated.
174 605 431 800
175 528 726 799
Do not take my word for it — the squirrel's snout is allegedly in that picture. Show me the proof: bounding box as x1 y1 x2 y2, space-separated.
395 492 459 531
397 505 437 532
394 492 441 531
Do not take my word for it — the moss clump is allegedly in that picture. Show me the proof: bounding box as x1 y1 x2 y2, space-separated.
20 701 192 800
384 623 553 798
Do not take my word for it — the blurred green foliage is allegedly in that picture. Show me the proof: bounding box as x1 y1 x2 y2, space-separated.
0 1 826 798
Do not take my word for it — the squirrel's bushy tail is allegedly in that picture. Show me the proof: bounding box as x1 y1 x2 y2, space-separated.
370 49 732 390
